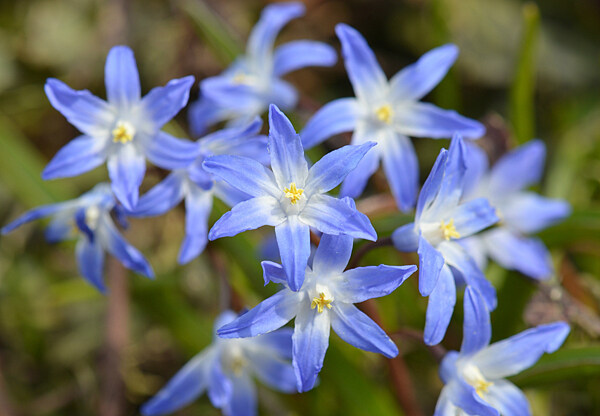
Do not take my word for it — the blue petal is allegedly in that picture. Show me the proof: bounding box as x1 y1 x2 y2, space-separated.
268 104 308 188
179 188 213 264
463 142 489 196
311 233 354 276
445 379 499 416
141 351 213 416
335 24 388 103
390 44 459 102
74 207 94 243
107 143 146 211
450 197 498 237
1 202 69 234
381 132 419 212
203 155 279 198
75 237 106 293
201 117 263 153
246 2 305 63
473 321 570 379
305 142 376 194
424 264 456 346
223 373 257 416
429 134 468 212
273 40 337 77
208 357 233 408
417 235 445 296
208 196 284 240
461 286 491 356
100 217 154 278
245 348 297 393
201 76 264 113
261 261 288 286
275 215 311 291
141 76 195 129
433 386 458 416
145 131 199 170
104 46 141 108
44 214 75 243
415 148 447 222
42 135 107 179
213 181 252 208
292 306 330 392
331 303 398 358
217 290 300 338
338 264 416 304
484 380 531 416
128 172 186 217
44 78 113 136
489 139 545 194
484 228 553 280
339 124 382 199
501 193 571 234
299 194 376 241
300 98 359 149
269 79 299 110
391 222 419 252
395 102 485 139
255 327 294 360
187 159 214 190
188 94 230 137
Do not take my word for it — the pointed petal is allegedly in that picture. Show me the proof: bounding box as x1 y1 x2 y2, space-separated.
424 264 456 346
331 303 398 358
217 290 300 338
381 132 419 211
268 104 308 188
417 235 445 296
305 141 376 194
201 76 264 114
445 379 499 416
300 98 359 149
339 124 382 199
501 193 571 234
449 197 498 237
489 139 545 194
224 373 257 416
179 188 213 264
247 2 305 63
391 222 419 252
484 228 553 280
299 194 376 241
255 327 294 360
145 131 199 170
104 46 141 107
311 233 354 276
75 237 106 293
208 196 284 240
107 144 146 211
394 102 485 139
415 148 447 222
463 142 489 196
261 260 288 286
245 349 297 393
42 135 107 179
44 78 113 136
428 134 467 213
338 264 416 304
141 76 195 129
484 380 531 416
461 286 491 356
128 173 186 217
434 386 459 416
473 322 570 379
335 24 388 103
44 214 75 242
141 351 213 416
275 215 311 291
292 306 331 392
203 155 279 198
390 44 459 102
270 78 299 110
1 202 70 234
213 181 252 208
208 358 233 407
273 40 337 77
188 94 230 137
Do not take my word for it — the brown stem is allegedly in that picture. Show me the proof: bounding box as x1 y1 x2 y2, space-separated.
99 258 129 416
348 236 393 269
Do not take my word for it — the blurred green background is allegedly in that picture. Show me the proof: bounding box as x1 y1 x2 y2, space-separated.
0 0 599 415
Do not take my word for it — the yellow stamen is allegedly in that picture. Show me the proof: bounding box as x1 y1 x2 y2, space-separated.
311 292 333 313
112 121 135 144
230 355 246 376
375 104 393 124
475 379 493 398
283 182 304 205
232 72 248 84
440 218 461 240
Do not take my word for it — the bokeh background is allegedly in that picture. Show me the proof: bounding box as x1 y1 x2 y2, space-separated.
1 0 599 415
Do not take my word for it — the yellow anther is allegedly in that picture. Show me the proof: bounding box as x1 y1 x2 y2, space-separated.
375 104 393 124
475 379 493 398
311 292 333 313
232 72 247 84
283 182 304 205
112 121 135 144
440 219 461 240
230 355 247 376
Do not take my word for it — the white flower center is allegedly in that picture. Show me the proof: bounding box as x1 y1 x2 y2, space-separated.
462 363 493 398
112 121 136 144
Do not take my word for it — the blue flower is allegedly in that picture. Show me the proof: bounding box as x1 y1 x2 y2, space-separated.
434 286 569 416
141 310 296 416
459 140 571 280
391 134 498 345
217 223 417 392
203 104 377 291
42 45 198 211
301 24 485 211
1 183 153 293
188 2 337 136
128 118 267 264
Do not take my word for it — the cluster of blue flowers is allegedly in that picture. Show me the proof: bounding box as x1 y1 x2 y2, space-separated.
1 2 572 415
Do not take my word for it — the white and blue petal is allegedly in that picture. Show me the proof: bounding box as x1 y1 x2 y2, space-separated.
261 260 288 286
275 215 311 291
489 139 545 194
339 123 382 199
128 172 187 218
107 143 146 211
245 349 297 393
140 76 195 129
461 286 491 356
223 372 257 416
273 40 337 77
292 306 330 392
203 155 280 198
104 46 141 108
444 379 499 416
450 197 498 237
380 131 419 211
1 201 72 234
42 135 107 179
144 131 199 170
300 98 359 149
338 265 416 304
310 233 354 276
415 148 447 222
179 188 213 264
484 379 531 416
424 264 456 346
208 358 233 408
501 193 571 234
75 236 106 293
391 222 419 252
417 235 445 296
